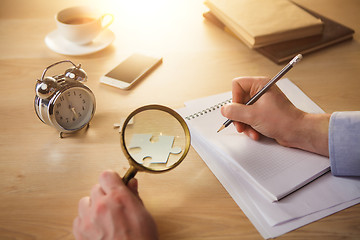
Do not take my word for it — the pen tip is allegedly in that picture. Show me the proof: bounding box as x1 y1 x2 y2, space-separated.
217 125 225 133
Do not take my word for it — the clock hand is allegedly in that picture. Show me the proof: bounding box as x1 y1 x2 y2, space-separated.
64 93 76 118
71 106 78 119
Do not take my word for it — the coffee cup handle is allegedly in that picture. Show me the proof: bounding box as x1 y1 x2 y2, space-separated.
100 13 114 29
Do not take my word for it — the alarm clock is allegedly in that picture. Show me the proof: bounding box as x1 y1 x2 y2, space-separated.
34 60 96 138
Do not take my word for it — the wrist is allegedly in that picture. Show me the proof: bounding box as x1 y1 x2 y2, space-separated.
287 113 330 156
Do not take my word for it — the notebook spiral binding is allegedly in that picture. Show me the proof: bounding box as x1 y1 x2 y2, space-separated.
185 98 232 120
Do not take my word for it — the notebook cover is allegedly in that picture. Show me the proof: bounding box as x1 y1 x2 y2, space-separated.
203 5 354 64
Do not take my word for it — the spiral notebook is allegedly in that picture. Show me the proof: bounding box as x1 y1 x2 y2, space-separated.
177 78 330 202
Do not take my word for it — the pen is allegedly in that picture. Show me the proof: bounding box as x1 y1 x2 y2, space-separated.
217 54 303 133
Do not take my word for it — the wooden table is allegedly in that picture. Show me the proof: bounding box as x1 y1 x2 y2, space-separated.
0 0 359 239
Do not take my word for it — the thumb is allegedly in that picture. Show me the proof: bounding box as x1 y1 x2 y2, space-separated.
221 103 254 126
127 178 139 196
127 178 143 204
99 170 125 194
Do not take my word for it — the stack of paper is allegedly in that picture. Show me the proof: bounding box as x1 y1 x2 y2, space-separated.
177 78 360 238
204 0 324 48
180 79 330 202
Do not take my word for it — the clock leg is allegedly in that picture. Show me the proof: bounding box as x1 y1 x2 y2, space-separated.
59 123 90 138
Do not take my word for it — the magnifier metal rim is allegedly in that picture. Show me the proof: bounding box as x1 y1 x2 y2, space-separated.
120 104 191 173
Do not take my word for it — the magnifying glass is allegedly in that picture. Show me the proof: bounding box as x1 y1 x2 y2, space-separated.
120 104 191 184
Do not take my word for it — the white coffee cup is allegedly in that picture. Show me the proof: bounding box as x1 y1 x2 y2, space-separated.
56 6 114 45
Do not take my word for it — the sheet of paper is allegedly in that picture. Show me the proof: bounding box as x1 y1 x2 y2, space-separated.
189 130 360 238
177 78 360 238
183 78 330 201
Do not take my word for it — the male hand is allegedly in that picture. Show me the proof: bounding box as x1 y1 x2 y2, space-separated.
73 170 158 240
221 77 329 156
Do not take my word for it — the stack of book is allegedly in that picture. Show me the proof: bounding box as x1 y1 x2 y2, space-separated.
204 0 354 64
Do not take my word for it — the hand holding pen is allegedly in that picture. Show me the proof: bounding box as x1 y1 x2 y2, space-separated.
217 54 303 133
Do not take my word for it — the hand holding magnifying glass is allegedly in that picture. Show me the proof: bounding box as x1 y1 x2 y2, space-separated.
120 105 191 184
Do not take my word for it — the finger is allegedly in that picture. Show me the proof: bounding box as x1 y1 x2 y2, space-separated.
233 120 260 140
72 217 81 240
232 77 248 104
232 77 269 104
127 178 139 196
127 178 143 204
90 184 105 204
78 196 90 218
243 126 261 141
221 102 255 126
99 170 125 194
233 121 246 133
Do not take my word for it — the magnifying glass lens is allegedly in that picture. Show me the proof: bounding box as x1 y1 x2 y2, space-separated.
121 105 190 179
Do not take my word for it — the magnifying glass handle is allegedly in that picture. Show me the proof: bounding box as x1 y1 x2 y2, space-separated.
122 165 138 185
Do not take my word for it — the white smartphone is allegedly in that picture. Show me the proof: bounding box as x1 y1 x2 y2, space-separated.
100 53 163 90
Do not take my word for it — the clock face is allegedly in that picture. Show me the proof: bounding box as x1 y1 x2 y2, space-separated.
52 87 95 131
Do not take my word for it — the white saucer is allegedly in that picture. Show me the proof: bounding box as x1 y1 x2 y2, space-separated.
45 29 115 56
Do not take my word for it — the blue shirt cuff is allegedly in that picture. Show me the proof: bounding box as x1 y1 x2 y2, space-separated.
329 111 360 176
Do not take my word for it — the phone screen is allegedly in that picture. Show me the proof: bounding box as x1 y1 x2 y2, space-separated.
105 53 162 84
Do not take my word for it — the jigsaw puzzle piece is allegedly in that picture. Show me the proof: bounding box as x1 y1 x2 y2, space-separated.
128 133 182 165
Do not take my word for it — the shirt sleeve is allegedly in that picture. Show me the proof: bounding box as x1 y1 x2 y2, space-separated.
329 111 360 176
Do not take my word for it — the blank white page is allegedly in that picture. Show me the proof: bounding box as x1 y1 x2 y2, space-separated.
180 78 330 201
